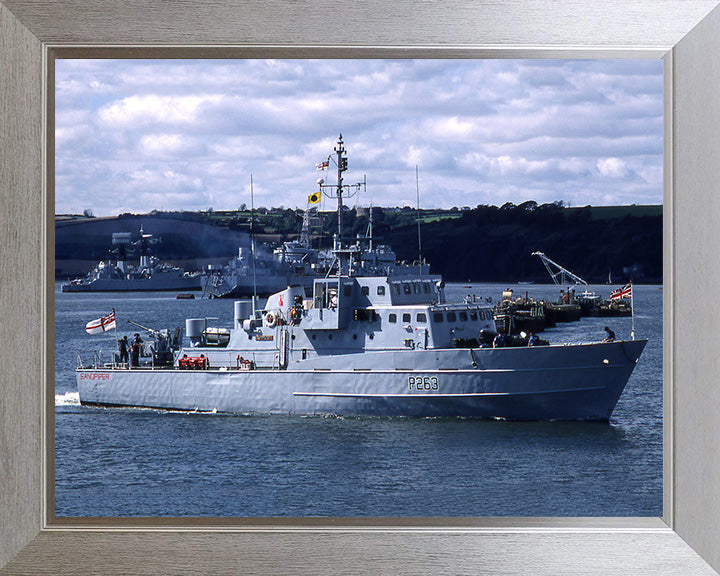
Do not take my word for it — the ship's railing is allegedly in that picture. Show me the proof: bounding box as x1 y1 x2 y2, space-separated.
76 350 104 369
76 346 174 370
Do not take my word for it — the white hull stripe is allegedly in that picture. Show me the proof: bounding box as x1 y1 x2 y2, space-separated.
78 365 625 375
293 386 606 398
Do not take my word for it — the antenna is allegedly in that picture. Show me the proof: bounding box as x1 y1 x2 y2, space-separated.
250 174 257 315
335 134 346 241
316 134 365 248
416 165 422 273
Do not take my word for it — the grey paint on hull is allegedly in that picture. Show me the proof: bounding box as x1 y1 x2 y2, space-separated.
62 275 202 292
77 340 646 421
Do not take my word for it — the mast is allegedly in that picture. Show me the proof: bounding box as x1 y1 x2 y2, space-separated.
367 206 374 252
299 209 311 248
415 165 422 272
138 225 151 269
250 174 257 315
316 134 365 274
334 134 347 241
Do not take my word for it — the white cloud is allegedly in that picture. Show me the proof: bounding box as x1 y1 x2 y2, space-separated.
55 59 663 215
99 94 226 128
597 157 628 178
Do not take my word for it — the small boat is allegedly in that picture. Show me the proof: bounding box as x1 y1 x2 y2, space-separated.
493 289 547 334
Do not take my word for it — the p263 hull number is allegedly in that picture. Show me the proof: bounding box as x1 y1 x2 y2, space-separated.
408 376 439 391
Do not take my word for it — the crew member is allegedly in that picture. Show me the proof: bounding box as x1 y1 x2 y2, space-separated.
117 335 129 366
602 326 616 343
130 333 143 367
493 332 505 348
527 332 540 346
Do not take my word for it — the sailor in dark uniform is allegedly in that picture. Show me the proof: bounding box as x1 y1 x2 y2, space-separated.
117 335 129 365
130 333 143 367
602 326 616 343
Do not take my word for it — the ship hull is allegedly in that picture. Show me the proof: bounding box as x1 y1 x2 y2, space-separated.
202 275 314 298
62 275 202 292
76 340 646 421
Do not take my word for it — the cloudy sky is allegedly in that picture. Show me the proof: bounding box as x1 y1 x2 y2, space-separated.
55 59 662 216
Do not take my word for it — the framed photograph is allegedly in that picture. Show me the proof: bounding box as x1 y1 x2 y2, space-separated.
2 1 720 574
53 57 663 521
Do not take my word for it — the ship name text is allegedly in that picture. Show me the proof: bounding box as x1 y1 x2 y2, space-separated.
80 372 110 381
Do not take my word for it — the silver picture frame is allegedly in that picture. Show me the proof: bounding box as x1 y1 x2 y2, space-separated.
2 1 720 573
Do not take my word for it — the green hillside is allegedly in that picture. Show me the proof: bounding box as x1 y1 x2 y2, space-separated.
56 202 662 283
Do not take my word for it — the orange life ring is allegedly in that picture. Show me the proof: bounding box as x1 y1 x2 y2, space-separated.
265 312 277 328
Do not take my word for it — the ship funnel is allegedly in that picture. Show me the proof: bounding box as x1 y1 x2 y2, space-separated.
234 300 253 327
186 318 206 346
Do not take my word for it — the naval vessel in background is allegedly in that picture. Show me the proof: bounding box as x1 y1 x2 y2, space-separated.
76 135 647 420
201 206 433 298
61 226 202 293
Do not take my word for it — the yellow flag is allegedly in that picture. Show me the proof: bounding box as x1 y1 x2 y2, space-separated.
308 192 321 204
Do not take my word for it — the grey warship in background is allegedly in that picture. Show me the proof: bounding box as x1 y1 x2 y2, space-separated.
76 135 647 420
200 209 320 298
62 226 202 292
202 197 431 299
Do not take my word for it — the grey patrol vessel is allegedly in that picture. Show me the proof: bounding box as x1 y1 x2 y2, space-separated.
76 136 647 420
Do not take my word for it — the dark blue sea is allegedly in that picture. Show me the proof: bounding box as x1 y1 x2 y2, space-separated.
55 283 663 517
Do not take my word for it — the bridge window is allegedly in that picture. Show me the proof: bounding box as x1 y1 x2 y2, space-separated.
469 310 478 321
413 284 421 294
361 286 369 296
416 313 427 323
433 312 444 323
459 311 468 322
377 286 386 295
389 313 397 323
423 283 431 293
402 313 411 323
393 284 401 295
447 312 457 322
403 284 411 295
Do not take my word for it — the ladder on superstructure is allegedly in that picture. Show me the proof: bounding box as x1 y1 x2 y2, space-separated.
531 252 588 286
